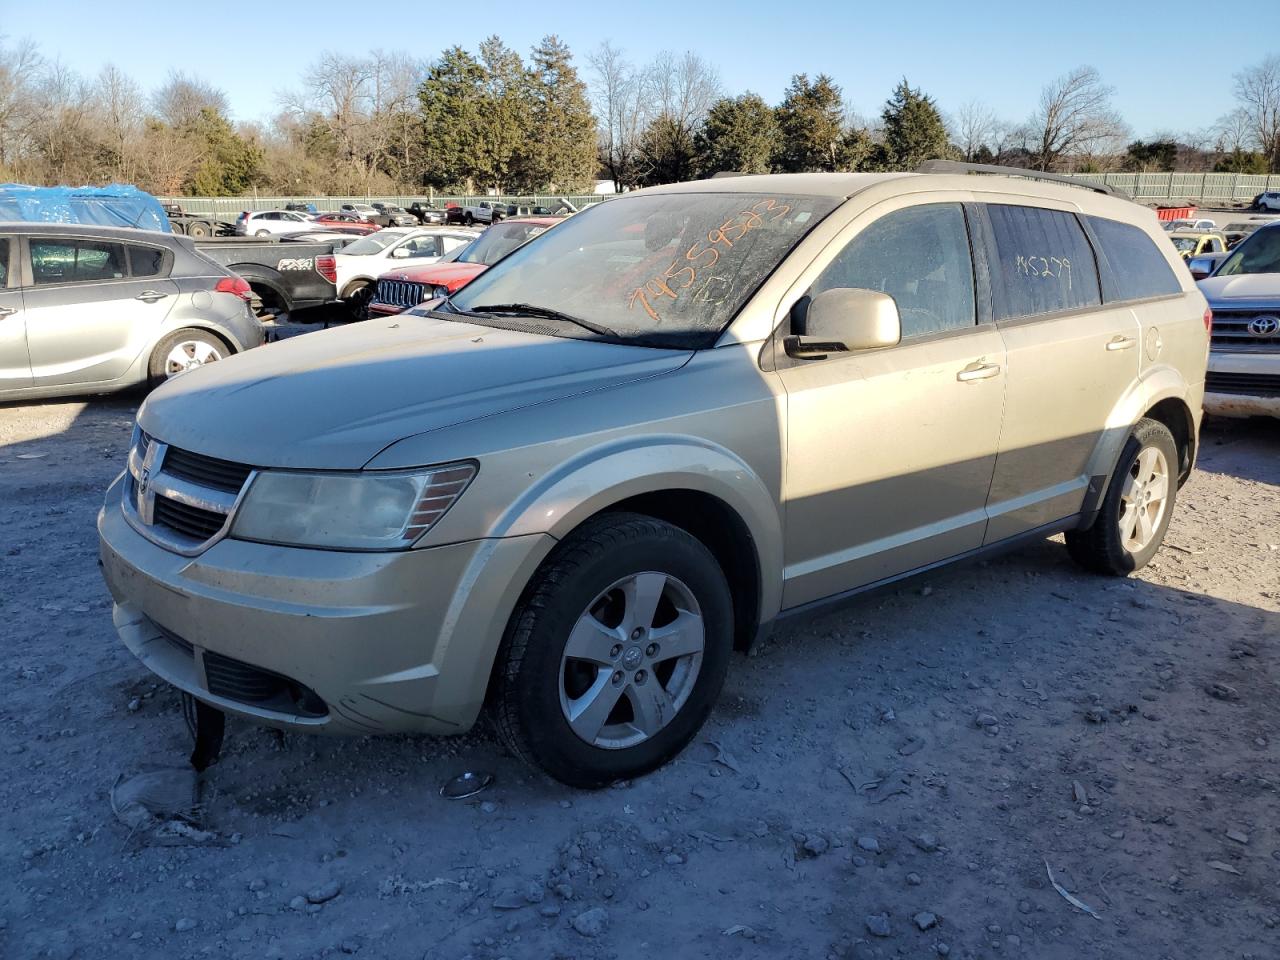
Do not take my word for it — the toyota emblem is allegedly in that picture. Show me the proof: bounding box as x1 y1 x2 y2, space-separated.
1248 315 1280 336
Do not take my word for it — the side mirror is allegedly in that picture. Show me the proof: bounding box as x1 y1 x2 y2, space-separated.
785 288 901 360
1187 256 1215 280
391 247 411 259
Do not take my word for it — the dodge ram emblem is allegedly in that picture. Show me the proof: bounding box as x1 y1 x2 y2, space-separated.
1248 315 1279 336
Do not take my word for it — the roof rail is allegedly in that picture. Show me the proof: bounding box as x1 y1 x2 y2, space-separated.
915 160 1132 201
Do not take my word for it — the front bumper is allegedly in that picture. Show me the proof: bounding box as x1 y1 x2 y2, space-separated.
1204 351 1280 419
98 473 553 735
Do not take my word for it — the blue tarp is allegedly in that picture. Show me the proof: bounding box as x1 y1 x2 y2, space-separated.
0 183 172 232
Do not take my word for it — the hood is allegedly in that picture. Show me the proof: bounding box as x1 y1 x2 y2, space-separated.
139 315 691 469
385 261 487 290
1198 272 1280 303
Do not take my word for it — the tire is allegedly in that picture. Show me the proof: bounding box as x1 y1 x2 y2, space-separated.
147 328 228 388
1065 418 1179 576
254 229 270 237
186 221 209 238
490 512 734 788
464 213 474 226
342 281 373 321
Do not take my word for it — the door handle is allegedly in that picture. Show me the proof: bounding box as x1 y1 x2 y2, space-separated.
956 362 1001 382
136 291 169 303
1106 335 1136 351
0 305 15 318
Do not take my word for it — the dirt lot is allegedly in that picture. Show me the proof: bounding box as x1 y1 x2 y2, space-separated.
0 396 1276 960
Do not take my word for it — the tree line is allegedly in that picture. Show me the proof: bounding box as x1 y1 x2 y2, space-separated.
1 34 1278 198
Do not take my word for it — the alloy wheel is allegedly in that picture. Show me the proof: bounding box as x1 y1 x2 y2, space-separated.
164 339 223 378
1118 446 1170 553
558 572 705 750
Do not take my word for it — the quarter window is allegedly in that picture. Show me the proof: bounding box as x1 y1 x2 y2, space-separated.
30 239 127 284
0 238 9 287
127 244 167 278
1085 216 1183 301
810 203 976 339
985 205 1101 320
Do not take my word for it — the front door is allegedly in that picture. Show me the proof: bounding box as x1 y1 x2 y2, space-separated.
776 202 1007 608
976 202 1141 541
22 236 178 388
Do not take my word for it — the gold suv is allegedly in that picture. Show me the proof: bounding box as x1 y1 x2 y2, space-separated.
99 165 1208 786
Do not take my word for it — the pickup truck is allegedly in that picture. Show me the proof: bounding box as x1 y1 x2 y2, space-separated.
461 200 507 226
194 237 338 320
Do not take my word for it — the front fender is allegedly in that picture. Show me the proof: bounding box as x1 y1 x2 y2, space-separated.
493 435 784 623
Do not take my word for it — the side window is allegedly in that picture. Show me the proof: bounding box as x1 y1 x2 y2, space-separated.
402 237 436 258
127 244 167 278
1085 216 1182 302
810 203 976 339
30 239 127 284
441 236 468 253
985 205 1101 321
0 238 9 287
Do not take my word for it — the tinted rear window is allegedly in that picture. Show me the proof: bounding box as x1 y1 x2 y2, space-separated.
127 244 167 278
985 205 1101 321
1086 216 1182 301
0 238 8 287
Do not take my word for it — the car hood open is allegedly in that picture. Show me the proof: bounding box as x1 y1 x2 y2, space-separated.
1198 273 1280 301
139 315 691 469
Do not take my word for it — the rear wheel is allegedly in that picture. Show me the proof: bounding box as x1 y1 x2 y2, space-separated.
342 280 373 321
1066 418 1178 575
148 328 227 388
254 229 270 237
491 512 734 788
186 221 209 238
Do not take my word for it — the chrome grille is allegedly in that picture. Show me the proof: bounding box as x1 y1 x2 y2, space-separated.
125 432 252 554
373 278 428 310
1210 312 1280 353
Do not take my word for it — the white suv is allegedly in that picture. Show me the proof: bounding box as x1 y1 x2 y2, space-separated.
1255 192 1280 212
235 210 314 237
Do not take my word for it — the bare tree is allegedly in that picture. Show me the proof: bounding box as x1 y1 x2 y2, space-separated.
96 64 143 180
1233 54 1280 171
589 41 646 191
0 36 43 170
151 71 229 128
952 100 997 161
1213 107 1254 154
1027 66 1126 171
645 50 720 132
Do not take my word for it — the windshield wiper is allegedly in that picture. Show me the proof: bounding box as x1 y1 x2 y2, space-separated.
468 302 620 338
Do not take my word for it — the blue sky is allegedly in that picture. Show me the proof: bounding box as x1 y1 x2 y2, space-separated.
1 0 1273 138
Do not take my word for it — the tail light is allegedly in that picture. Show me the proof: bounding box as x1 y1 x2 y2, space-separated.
215 276 253 301
316 255 337 283
1203 307 1213 332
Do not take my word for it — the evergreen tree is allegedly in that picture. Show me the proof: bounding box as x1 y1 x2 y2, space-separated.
636 116 698 186
474 37 530 192
773 74 845 172
879 79 950 170
185 108 263 195
527 35 597 191
695 93 778 176
418 46 487 190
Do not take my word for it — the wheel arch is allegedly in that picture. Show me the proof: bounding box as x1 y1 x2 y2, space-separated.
1142 395 1196 485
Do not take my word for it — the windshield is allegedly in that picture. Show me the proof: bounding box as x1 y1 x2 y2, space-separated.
1170 237 1200 253
1217 227 1280 276
342 231 407 256
456 221 551 265
449 193 839 348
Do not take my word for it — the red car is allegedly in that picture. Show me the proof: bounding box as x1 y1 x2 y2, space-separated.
311 212 382 236
368 217 560 317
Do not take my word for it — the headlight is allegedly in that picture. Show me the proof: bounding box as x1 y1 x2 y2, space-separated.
229 462 476 550
433 285 451 300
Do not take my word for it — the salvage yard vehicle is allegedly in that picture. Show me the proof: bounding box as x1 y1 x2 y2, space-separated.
194 236 338 320
339 202 379 222
1196 220 1280 418
161 203 234 238
0 223 263 400
368 216 557 316
369 203 418 227
330 227 474 316
1168 230 1227 260
309 212 381 235
234 210 314 237
98 165 1208 787
407 202 448 225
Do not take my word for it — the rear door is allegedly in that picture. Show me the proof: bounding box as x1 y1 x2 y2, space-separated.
977 202 1141 541
0 236 32 391
22 236 179 388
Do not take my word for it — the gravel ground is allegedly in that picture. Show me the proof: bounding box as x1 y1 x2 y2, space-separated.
1 395 1277 960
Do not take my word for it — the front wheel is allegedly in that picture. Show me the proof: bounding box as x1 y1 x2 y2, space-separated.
148 328 227 388
1065 418 1179 575
490 513 734 788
